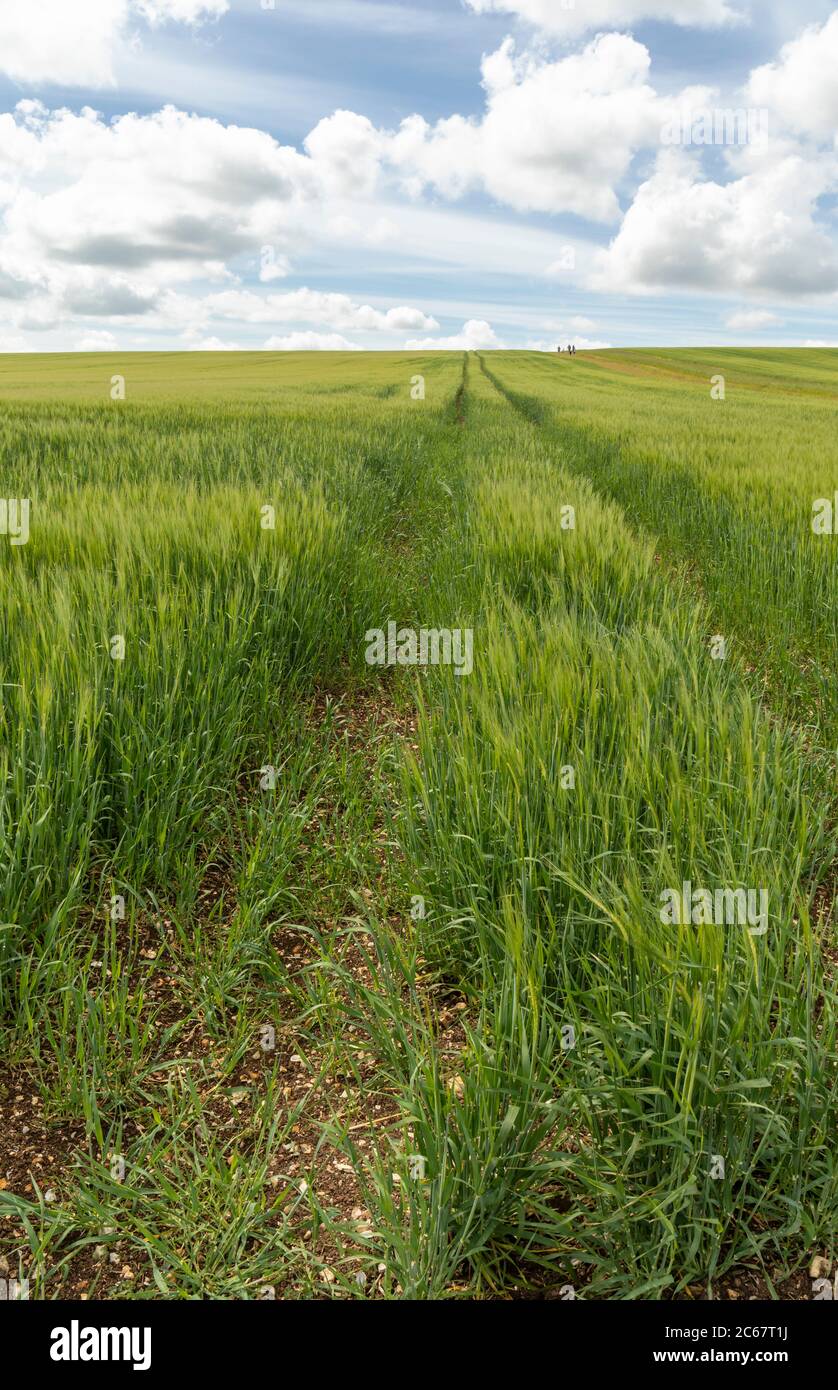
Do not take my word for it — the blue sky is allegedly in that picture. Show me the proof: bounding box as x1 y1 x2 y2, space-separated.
0 0 837 351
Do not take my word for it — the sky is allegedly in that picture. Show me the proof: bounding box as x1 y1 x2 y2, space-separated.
0 0 837 351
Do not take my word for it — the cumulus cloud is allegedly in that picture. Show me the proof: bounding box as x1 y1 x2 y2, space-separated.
63 276 160 317
0 1 129 88
202 288 438 332
747 12 838 142
463 0 740 37
0 1 228 89
724 309 782 330
135 0 228 24
74 328 119 350
405 320 503 349
0 103 448 347
592 147 838 296
304 111 386 198
194 335 241 349
0 261 39 301
584 15 838 300
303 36 701 225
2 6 838 347
385 35 694 222
0 104 318 304
264 331 361 350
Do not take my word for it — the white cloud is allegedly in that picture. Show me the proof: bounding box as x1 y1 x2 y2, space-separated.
585 17 838 301
0 1 228 89
1 7 837 347
527 335 612 350
135 0 228 24
0 1 128 88
74 329 119 350
0 103 449 347
724 309 782 330
747 13 838 142
63 272 160 317
264 331 361 350
386 35 692 222
592 147 838 296
304 111 386 198
194 335 240 349
0 99 568 345
202 288 438 332
0 104 320 300
405 319 503 349
463 0 740 37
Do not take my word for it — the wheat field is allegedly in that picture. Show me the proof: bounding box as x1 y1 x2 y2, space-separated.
0 349 835 1301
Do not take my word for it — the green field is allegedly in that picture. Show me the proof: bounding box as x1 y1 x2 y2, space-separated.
0 349 835 1301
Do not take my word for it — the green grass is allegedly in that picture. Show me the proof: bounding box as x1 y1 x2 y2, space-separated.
0 349 835 1300
478 348 838 742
